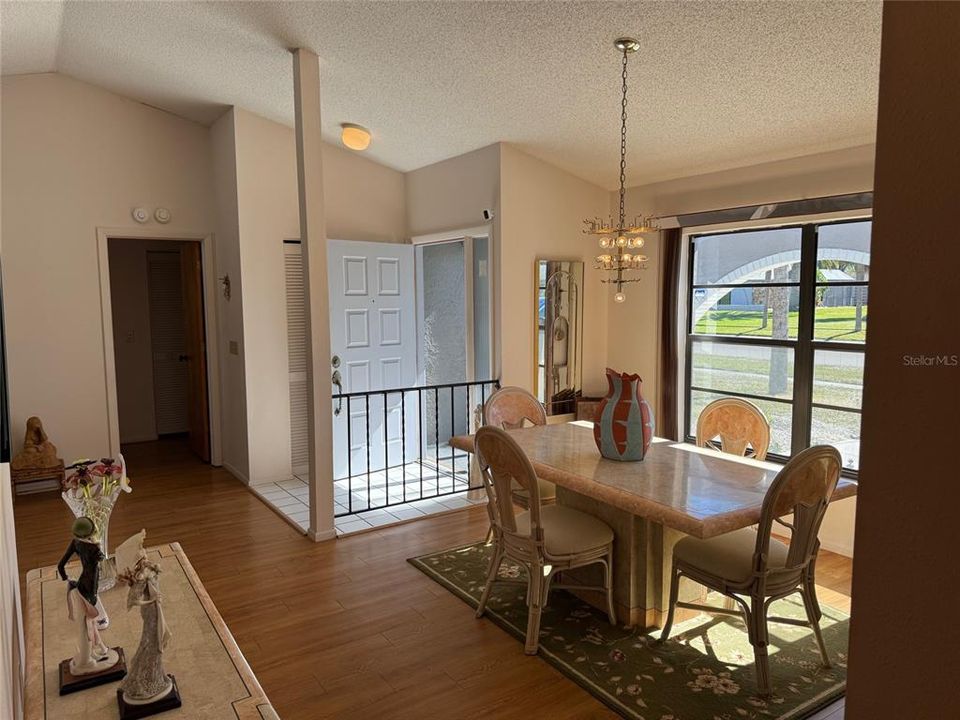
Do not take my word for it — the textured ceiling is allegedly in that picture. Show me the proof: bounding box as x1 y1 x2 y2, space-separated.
0 1 881 188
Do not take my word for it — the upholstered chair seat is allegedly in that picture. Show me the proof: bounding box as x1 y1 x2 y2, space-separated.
514 504 614 557
673 529 789 584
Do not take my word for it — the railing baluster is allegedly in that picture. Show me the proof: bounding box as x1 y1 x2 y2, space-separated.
383 390 389 507
347 395 353 515
365 394 371 511
434 387 440 498
449 386 455 493
463 388 473 490
401 390 407 504
418 388 424 502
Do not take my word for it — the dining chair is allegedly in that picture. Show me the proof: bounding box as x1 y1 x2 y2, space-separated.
659 445 842 696
696 397 771 461
474 426 617 654
482 386 556 506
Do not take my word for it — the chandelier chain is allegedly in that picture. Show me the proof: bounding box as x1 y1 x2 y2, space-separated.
619 47 628 230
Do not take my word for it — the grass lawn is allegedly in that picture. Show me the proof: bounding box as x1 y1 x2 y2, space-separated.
694 305 867 342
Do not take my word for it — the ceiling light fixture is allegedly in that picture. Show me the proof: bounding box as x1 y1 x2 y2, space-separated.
340 123 371 151
584 37 659 303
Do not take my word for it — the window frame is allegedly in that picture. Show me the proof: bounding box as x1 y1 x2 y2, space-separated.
683 217 869 478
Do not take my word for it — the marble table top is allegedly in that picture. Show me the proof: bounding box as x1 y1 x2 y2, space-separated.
450 421 857 538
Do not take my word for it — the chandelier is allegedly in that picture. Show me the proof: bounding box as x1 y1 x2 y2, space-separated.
584 37 659 303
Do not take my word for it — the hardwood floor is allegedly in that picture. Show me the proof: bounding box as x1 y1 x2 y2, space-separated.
13 438 852 719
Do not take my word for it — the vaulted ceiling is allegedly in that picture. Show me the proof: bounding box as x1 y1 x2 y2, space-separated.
1 1 882 188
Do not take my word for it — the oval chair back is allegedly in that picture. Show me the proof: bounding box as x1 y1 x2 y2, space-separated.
755 445 842 588
483 386 547 430
696 397 771 461
475 426 543 543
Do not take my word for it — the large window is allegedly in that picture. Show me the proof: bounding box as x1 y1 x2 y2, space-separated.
685 219 870 473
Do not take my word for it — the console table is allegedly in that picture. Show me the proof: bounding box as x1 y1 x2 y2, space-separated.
25 542 278 719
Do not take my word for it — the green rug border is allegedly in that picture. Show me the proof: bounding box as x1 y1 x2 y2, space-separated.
408 541 846 720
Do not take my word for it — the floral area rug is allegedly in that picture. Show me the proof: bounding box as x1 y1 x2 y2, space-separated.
409 542 848 720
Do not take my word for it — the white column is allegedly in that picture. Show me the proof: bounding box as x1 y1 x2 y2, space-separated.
292 48 336 541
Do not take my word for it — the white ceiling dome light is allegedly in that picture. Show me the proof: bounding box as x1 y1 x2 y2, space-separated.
340 123 371 151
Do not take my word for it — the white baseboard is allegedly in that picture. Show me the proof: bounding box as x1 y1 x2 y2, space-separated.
819 538 854 558
221 461 249 485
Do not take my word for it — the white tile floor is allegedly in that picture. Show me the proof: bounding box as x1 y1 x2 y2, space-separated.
250 456 486 535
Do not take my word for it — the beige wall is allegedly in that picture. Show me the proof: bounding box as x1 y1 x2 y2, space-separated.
607 145 876 557
209 109 250 480
220 107 407 485
499 144 610 395
0 73 217 461
405 144 501 237
847 4 960 716
0 71 407 487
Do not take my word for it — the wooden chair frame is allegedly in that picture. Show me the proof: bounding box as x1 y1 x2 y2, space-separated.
474 426 616 654
696 397 771 461
660 446 841 695
481 386 555 513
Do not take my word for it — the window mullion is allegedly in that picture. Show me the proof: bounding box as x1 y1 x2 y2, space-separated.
792 224 818 453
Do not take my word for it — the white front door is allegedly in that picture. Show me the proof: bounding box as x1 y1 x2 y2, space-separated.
328 240 418 482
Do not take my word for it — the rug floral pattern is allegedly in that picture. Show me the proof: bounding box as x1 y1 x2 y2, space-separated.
409 542 848 720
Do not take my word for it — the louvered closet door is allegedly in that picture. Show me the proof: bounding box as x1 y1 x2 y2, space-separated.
147 251 189 434
284 243 310 476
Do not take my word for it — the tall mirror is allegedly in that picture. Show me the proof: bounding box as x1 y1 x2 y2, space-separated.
535 260 584 415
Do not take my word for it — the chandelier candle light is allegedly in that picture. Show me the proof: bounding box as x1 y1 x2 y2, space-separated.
584 37 659 303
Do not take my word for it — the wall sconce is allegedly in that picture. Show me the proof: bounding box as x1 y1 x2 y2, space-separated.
219 274 231 300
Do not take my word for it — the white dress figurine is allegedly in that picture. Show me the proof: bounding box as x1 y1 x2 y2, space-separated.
117 544 174 704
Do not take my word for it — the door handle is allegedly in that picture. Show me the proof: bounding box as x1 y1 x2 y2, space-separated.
332 370 343 416
178 354 189 362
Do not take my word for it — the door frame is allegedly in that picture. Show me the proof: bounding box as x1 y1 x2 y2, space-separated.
96 227 222 465
411 224 497 384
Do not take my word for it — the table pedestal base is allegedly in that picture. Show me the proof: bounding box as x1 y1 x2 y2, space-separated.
557 486 706 629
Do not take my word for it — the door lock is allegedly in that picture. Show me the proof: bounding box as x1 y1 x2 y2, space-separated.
331 355 341 369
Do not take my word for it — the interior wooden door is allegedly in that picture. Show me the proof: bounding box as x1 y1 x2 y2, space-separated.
180 242 210 462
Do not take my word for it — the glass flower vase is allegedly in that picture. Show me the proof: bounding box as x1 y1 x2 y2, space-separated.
61 491 118 592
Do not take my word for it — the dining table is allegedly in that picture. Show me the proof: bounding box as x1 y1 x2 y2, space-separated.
450 421 857 629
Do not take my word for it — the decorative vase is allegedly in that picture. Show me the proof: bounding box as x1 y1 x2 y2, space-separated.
62 491 118 591
593 368 655 461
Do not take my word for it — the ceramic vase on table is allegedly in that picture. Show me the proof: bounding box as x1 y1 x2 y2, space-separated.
593 368 655 461
61 456 130 592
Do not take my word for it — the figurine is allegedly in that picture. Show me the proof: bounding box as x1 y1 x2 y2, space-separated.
57 517 121 678
12 416 59 470
116 531 181 715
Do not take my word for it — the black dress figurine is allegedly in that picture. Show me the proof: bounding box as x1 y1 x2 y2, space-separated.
57 516 123 690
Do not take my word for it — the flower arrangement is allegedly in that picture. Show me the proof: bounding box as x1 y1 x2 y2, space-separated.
62 455 131 542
